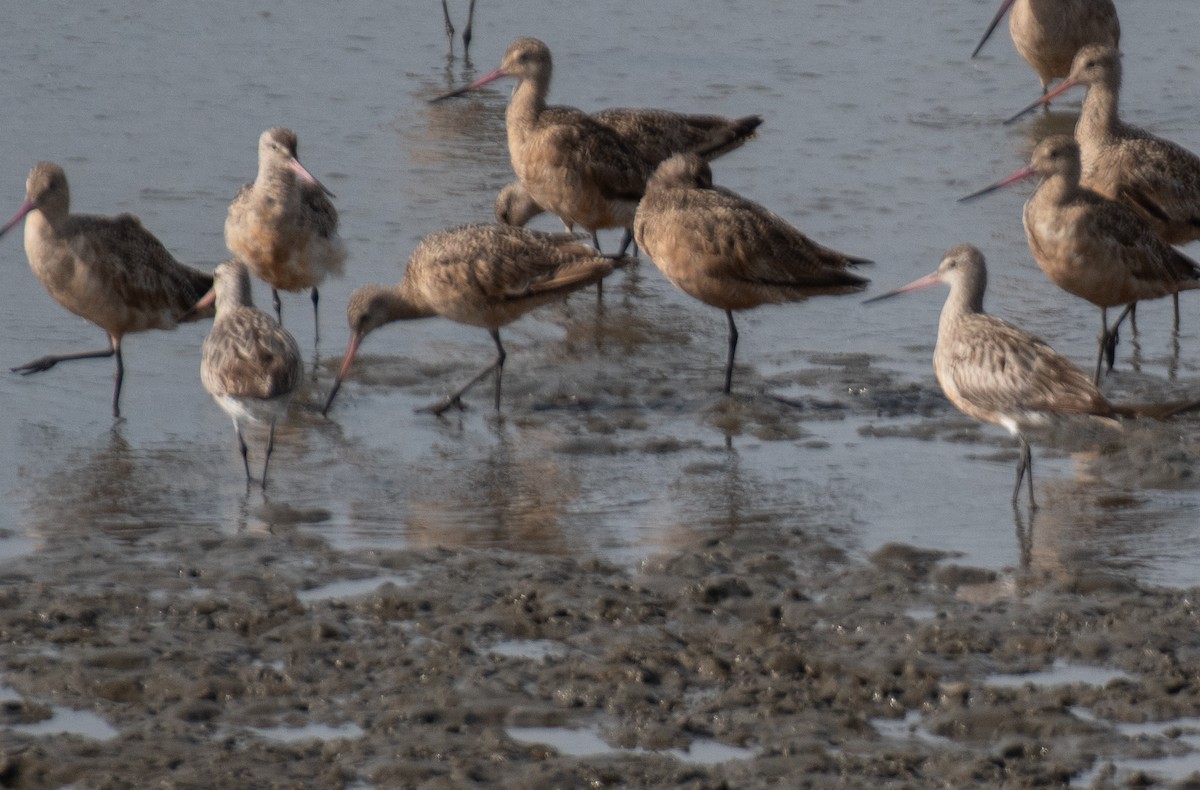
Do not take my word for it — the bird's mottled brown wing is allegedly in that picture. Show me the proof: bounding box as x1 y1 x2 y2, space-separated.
662 187 866 289
300 183 340 240
540 118 652 202
202 306 303 401
1075 192 1200 287
593 108 761 164
68 213 212 318
1112 138 1200 241
939 313 1111 422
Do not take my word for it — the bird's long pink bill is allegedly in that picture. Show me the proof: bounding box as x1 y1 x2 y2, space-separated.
863 271 942 304
971 0 1017 58
181 286 217 322
0 201 35 239
429 67 507 102
958 165 1035 203
1003 78 1081 125
321 332 363 416
290 159 336 198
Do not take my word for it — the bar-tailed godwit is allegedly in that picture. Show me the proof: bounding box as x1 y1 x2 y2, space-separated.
196 260 303 488
225 127 346 338
867 244 1133 507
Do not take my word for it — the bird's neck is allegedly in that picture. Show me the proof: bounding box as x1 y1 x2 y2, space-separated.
1077 81 1120 145
506 77 548 143
215 274 255 314
255 163 296 199
939 284 983 339
384 280 439 322
1034 170 1079 208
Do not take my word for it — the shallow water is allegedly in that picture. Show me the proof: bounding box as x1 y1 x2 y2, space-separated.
1 1 1199 589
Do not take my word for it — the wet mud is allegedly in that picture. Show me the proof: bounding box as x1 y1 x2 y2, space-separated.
4 370 1200 789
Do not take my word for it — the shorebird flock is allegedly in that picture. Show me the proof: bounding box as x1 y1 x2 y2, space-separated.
2 1 1198 505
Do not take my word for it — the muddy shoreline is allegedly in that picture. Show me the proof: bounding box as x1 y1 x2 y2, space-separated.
2 495 1199 789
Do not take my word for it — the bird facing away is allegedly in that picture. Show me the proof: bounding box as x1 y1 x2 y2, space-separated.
225 127 346 338
959 135 1200 383
634 154 870 394
0 161 213 418
433 38 663 257
322 223 629 417
866 245 1132 508
971 0 1119 98
494 106 764 239
1008 45 1200 248
196 260 303 488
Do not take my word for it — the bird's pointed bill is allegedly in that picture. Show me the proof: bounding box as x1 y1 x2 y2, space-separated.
322 332 363 415
429 67 508 102
290 159 335 198
863 271 942 304
191 287 217 315
1004 77 1081 124
0 201 35 238
958 165 1036 202
971 0 1017 58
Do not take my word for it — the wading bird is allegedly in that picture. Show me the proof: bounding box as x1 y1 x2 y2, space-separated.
0 162 213 418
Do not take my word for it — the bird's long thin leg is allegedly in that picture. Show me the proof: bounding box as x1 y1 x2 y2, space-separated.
235 421 252 482
490 328 505 411
311 287 320 345
462 0 475 55
11 337 120 413
1102 303 1134 377
590 232 605 300
615 228 637 258
1173 292 1181 331
272 288 283 325
724 310 739 395
262 420 277 490
441 0 455 55
1012 437 1036 509
12 345 115 376
111 339 124 418
1094 305 1134 384
419 329 507 416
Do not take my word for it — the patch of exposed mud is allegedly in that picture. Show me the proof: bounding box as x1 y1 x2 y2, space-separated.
3 506 1200 788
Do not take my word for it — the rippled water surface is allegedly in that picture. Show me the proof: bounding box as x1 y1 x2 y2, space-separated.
2 1 1199 587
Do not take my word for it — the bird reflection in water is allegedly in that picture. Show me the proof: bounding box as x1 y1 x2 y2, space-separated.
403 424 575 555
24 427 201 547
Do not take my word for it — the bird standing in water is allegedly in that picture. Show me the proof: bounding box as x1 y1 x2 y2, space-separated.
196 260 303 488
959 135 1200 382
634 154 869 394
322 223 628 417
225 127 346 341
0 161 213 418
868 245 1136 508
971 0 1119 102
